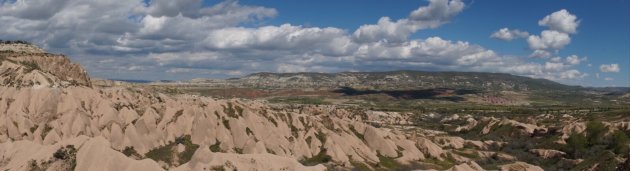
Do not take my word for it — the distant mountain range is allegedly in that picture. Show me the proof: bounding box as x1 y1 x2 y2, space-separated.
164 70 584 92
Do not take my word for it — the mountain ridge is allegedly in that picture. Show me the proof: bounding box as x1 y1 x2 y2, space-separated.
182 70 581 92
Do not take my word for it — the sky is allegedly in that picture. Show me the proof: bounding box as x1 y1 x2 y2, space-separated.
0 0 628 87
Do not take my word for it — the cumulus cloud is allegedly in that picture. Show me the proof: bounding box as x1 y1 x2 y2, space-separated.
353 0 464 43
538 9 580 34
490 28 529 41
0 0 591 83
604 77 614 81
600 64 620 73
527 30 571 51
565 55 586 65
517 9 579 58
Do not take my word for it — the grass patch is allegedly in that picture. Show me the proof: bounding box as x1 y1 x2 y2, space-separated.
300 150 332 166
176 135 200 164
41 124 53 140
19 61 40 73
315 130 327 144
222 102 239 118
209 141 222 152
222 118 231 130
122 146 142 158
145 135 200 166
376 153 400 170
53 145 77 170
350 161 373 171
349 126 365 141
422 157 456 170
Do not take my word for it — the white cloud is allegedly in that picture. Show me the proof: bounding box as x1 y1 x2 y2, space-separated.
510 9 581 58
530 50 552 58
559 70 587 79
600 64 620 73
538 9 580 34
550 57 561 62
490 28 529 41
527 30 571 51
0 0 592 83
353 0 464 43
565 55 586 65
545 62 565 71
604 77 614 81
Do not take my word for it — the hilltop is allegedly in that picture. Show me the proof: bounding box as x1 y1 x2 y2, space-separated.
0 41 91 87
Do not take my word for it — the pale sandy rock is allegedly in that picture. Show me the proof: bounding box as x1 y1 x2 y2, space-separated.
435 136 465 149
417 137 444 158
364 126 398 157
75 137 164 171
174 146 326 171
529 149 565 159
499 162 544 171
0 136 90 171
119 107 139 125
447 161 484 171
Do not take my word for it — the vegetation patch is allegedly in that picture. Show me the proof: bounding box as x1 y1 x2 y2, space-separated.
349 126 365 141
350 161 373 171
222 102 239 118
176 135 200 164
122 146 142 159
53 145 77 170
315 130 327 144
209 140 222 152
40 124 53 140
222 118 231 130
145 135 200 166
300 150 332 166
19 61 40 73
376 153 400 170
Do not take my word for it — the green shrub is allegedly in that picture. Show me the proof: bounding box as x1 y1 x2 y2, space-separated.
209 141 222 152
586 121 607 145
376 153 399 170
222 118 231 130
53 145 77 170
564 133 587 159
176 135 200 164
610 130 630 155
122 146 142 158
19 61 40 73
145 135 199 166
300 150 332 166
349 126 365 141
223 102 239 118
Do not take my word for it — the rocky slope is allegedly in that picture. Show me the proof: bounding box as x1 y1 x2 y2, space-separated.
0 42 90 88
0 42 513 170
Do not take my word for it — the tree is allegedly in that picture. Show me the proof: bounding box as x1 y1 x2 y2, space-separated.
565 133 587 159
586 121 607 146
610 131 630 155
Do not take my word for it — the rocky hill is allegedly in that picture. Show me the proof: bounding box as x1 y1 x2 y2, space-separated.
185 70 580 92
0 42 493 170
0 41 91 88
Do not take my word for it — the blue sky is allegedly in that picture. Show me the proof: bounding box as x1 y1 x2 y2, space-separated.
0 0 628 86
234 0 630 87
